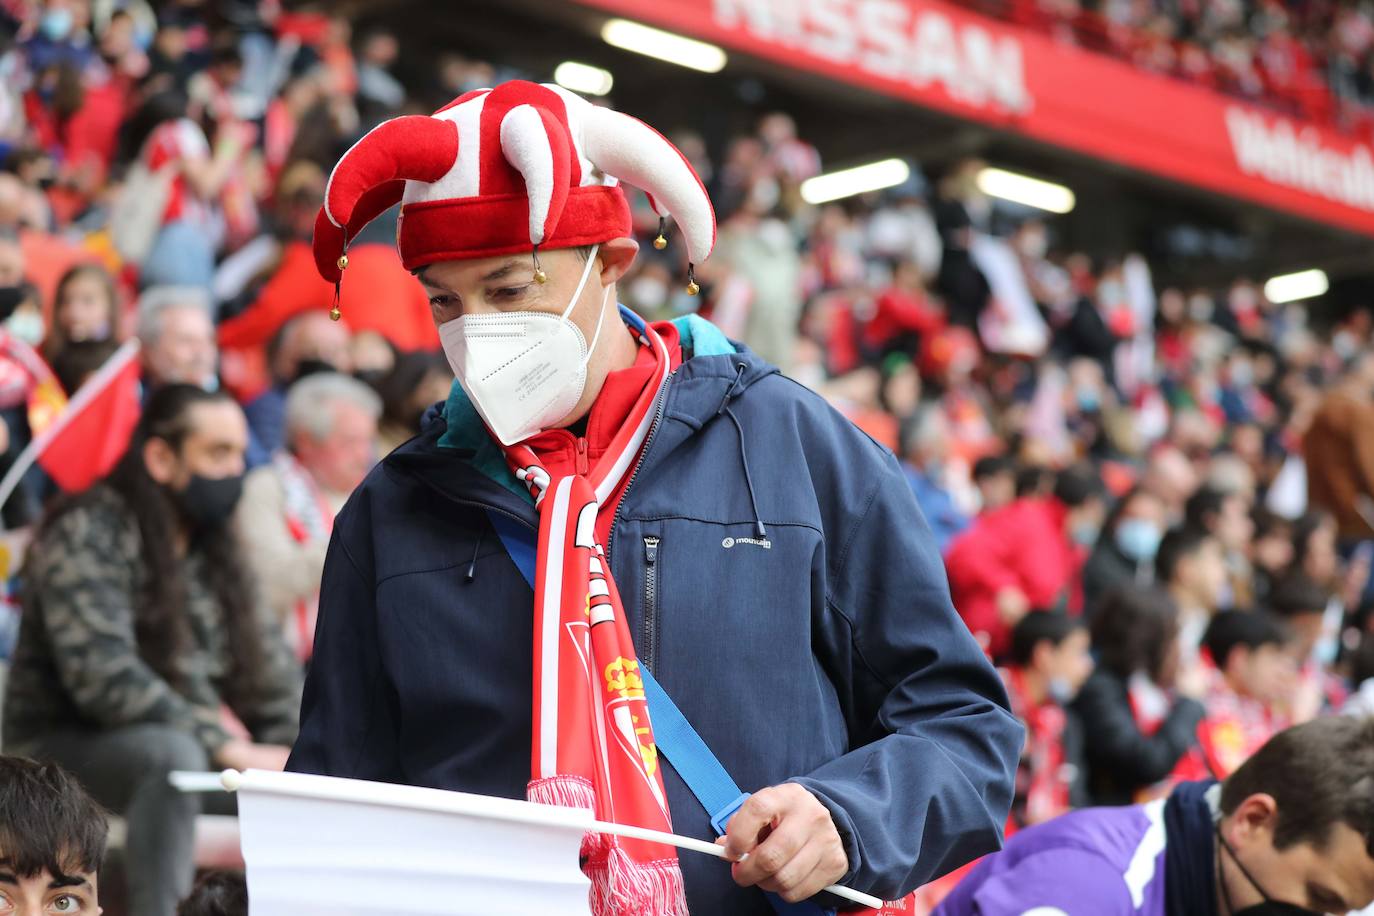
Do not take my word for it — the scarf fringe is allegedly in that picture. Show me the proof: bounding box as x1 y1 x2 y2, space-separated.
527 774 596 811
587 846 689 916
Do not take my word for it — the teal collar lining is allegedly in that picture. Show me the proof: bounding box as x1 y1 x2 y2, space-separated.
437 312 736 502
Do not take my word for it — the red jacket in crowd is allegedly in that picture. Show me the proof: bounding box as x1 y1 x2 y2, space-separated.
944 497 1086 658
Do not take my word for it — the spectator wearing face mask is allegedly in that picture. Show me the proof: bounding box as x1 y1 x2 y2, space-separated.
235 373 380 662
1083 488 1168 617
241 312 353 466
1072 586 1207 806
999 611 1094 831
0 231 66 525
935 717 1374 916
2 385 301 916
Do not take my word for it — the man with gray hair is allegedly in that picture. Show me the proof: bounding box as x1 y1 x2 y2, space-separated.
136 285 218 391
235 372 381 661
900 403 969 552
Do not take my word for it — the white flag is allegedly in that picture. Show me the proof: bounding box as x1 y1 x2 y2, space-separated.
231 769 594 915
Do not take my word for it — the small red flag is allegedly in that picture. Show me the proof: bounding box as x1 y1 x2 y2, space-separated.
35 341 141 492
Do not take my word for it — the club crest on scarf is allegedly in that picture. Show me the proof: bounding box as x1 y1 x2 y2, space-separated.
505 322 685 916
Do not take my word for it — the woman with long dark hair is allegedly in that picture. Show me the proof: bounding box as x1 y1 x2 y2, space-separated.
1072 585 1208 805
3 384 300 916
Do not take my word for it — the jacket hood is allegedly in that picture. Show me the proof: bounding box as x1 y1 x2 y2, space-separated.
388 309 778 518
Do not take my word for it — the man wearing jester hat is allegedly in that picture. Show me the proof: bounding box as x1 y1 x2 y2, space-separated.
290 81 1021 914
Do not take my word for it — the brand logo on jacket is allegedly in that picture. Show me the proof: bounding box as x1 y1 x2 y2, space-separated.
722 536 771 549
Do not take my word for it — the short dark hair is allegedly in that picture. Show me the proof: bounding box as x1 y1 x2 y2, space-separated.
1091 586 1179 681
0 756 107 880
1252 507 1292 541
1053 464 1105 508
1155 526 1214 585
1291 510 1335 568
178 870 248 916
1015 465 1053 499
1268 574 1329 620
1009 611 1086 667
1184 485 1231 531
1203 610 1290 669
1221 716 1374 859
973 455 1012 483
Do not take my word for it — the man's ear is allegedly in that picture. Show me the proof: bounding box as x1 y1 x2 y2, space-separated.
597 237 640 287
143 437 178 486
1230 793 1279 844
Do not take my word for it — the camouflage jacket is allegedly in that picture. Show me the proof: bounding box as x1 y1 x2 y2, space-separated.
2 485 301 754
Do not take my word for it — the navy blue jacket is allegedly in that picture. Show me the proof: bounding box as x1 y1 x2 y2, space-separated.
287 316 1022 911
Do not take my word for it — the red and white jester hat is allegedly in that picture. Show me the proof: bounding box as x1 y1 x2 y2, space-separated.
312 80 716 312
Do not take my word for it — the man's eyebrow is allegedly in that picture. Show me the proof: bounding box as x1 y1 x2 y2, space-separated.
0 871 16 884
481 260 524 282
48 874 92 890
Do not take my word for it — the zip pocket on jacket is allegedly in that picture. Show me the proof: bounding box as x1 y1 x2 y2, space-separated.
643 535 660 673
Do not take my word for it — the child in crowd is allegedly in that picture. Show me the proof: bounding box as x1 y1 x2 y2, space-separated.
44 264 121 371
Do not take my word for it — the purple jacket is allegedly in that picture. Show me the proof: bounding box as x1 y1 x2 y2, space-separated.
935 799 1169 915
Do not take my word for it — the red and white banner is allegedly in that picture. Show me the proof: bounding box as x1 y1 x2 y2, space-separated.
577 0 1374 237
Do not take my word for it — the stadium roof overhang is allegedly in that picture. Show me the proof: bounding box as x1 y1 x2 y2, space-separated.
377 0 1374 309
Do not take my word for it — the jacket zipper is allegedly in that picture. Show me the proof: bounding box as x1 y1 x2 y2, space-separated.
575 436 589 475
606 374 672 561
642 535 660 672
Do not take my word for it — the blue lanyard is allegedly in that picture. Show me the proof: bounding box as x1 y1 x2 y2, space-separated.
486 510 831 915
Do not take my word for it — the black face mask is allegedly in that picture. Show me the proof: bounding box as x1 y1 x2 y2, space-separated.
0 286 25 324
176 473 245 529
1217 828 1324 916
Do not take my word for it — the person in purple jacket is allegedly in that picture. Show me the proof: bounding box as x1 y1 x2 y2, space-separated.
936 715 1374 916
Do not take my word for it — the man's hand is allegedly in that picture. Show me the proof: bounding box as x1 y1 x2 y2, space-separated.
214 740 292 772
719 784 849 903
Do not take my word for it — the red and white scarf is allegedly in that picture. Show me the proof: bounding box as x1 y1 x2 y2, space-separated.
276 452 334 662
501 322 686 916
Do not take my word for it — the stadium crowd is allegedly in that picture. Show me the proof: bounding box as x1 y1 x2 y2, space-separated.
997 0 1374 134
0 0 1373 915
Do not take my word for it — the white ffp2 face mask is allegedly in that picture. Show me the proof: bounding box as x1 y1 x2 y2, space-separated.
439 245 610 447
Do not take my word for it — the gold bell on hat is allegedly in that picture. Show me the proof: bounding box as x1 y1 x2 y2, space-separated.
532 246 547 283
686 263 699 296
331 253 348 320
653 217 668 250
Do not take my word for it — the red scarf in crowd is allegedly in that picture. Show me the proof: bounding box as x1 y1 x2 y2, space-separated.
501 321 685 916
